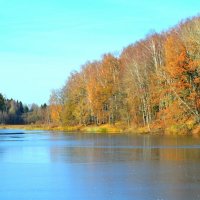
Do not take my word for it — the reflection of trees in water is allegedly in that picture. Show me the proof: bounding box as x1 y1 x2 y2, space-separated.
48 134 200 200
158 137 200 161
49 134 200 163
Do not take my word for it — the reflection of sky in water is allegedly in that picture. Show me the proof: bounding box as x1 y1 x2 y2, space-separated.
0 131 50 163
0 130 200 199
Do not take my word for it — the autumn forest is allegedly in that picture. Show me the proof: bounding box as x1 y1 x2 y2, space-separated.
49 16 200 135
1 16 200 135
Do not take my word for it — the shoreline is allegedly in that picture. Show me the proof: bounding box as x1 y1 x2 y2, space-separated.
0 123 199 137
0 124 161 134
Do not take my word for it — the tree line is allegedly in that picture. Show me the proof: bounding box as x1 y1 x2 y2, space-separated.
0 93 49 125
49 16 200 132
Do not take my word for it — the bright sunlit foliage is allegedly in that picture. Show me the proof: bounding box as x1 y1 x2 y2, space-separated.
49 16 200 134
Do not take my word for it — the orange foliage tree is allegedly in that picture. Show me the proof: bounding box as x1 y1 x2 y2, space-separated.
49 16 200 132
164 31 200 123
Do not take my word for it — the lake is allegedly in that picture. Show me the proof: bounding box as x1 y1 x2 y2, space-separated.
0 130 200 200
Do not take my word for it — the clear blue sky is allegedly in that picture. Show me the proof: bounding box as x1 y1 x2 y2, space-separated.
0 0 199 105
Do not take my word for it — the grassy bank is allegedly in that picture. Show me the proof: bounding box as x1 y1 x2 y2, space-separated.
0 122 199 136
0 124 161 134
0 124 123 133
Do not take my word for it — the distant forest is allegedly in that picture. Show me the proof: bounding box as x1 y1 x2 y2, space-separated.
49 16 200 134
0 93 49 125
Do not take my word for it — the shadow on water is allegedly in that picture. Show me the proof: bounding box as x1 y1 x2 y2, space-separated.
0 129 25 135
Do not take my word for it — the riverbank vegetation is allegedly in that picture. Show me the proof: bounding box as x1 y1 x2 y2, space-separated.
48 16 200 135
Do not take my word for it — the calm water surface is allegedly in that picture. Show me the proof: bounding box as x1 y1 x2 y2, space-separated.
0 129 200 200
